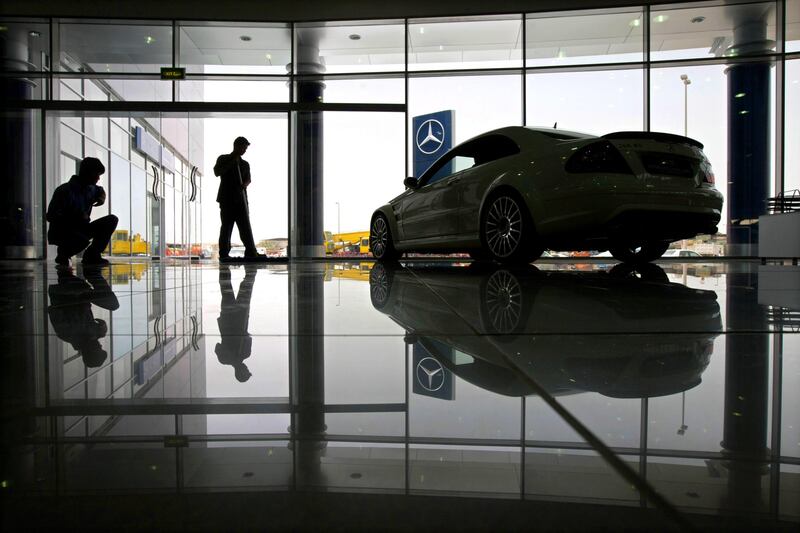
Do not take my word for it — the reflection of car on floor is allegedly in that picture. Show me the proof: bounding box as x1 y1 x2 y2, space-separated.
369 262 721 399
370 126 722 264
661 249 702 258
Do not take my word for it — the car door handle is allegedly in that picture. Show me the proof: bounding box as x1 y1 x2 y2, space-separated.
446 177 461 186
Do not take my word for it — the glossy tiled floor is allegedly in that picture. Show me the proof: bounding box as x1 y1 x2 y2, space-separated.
1 258 798 530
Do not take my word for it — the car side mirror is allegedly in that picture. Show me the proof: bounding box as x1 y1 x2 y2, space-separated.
404 177 419 189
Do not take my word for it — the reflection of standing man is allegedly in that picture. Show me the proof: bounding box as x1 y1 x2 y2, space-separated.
214 136 264 261
215 264 257 382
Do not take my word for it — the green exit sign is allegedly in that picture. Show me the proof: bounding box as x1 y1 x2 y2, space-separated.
160 67 186 80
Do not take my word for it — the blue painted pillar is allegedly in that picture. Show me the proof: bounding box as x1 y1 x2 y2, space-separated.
725 15 773 256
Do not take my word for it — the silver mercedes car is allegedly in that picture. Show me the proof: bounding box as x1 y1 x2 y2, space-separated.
370 126 723 264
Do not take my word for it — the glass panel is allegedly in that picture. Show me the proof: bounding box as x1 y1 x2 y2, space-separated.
179 22 290 75
408 74 522 171
525 450 639 504
110 153 131 257
525 8 644 67
200 113 288 258
84 115 108 146
179 79 289 102
59 20 172 72
295 20 405 74
782 334 799 459
650 2 776 61
0 18 50 71
651 62 775 255
183 441 293 489
319 76 404 104
411 445 520 495
408 15 522 71
525 68 644 134
786 60 800 194
323 112 404 257
789 0 800 52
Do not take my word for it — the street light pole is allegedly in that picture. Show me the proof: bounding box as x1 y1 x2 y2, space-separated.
680 74 691 137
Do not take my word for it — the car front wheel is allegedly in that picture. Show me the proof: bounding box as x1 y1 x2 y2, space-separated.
609 241 670 264
481 193 542 264
370 213 399 261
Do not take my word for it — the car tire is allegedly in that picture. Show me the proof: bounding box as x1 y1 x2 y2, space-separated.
478 267 536 336
369 262 395 309
608 241 670 264
480 192 543 265
370 213 399 261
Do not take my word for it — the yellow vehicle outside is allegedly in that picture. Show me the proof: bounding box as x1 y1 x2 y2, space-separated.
326 262 373 282
110 230 149 255
323 231 370 255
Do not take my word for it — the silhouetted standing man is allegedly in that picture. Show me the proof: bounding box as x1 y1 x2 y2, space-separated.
215 137 263 260
46 157 118 267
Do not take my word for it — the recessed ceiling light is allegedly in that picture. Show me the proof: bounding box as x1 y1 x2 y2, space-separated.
265 53 272 60
240 35 252 42
349 33 361 40
419 27 425 34
629 19 641 28
28 30 41 38
145 36 155 44
691 16 706 24
653 14 669 23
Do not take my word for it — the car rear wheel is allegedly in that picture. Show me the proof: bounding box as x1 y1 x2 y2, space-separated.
481 193 543 264
609 241 670 264
370 214 399 261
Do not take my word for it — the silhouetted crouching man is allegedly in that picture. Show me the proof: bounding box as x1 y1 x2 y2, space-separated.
215 264 258 382
215 136 264 261
46 157 118 267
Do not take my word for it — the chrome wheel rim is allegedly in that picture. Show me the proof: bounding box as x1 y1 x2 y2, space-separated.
485 270 522 333
370 217 389 258
485 196 522 258
369 265 389 305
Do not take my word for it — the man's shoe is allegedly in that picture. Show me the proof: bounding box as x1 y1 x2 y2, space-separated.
244 251 266 259
82 255 110 266
219 255 233 263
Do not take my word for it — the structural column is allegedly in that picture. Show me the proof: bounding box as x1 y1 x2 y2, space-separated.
721 268 770 513
290 41 325 258
288 263 327 487
725 9 774 257
0 27 37 258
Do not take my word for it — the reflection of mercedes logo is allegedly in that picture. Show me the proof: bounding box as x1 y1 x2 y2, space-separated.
415 119 445 155
416 357 445 391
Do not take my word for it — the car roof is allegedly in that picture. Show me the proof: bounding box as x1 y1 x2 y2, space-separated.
465 126 596 146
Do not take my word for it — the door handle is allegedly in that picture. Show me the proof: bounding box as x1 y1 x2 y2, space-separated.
151 164 160 201
189 166 198 202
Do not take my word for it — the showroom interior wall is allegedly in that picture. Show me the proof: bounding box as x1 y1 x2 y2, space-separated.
1 0 799 258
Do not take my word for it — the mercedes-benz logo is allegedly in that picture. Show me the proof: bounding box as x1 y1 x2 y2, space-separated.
416 357 445 392
415 119 445 155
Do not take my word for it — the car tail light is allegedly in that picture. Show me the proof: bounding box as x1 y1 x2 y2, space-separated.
565 141 633 175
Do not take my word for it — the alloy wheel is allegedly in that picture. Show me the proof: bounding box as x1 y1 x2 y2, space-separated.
485 196 523 258
370 216 389 258
484 269 523 333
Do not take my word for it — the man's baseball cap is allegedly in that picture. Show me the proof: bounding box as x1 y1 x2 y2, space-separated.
234 136 250 146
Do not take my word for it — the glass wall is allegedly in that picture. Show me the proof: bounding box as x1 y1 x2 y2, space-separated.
2 3 800 258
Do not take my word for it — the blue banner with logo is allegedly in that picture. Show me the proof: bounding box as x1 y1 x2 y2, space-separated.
412 110 453 178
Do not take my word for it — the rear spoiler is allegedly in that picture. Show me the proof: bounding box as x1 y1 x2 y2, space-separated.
602 131 703 150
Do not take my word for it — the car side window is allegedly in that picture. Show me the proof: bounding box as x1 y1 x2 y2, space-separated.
421 134 520 187
427 155 476 185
